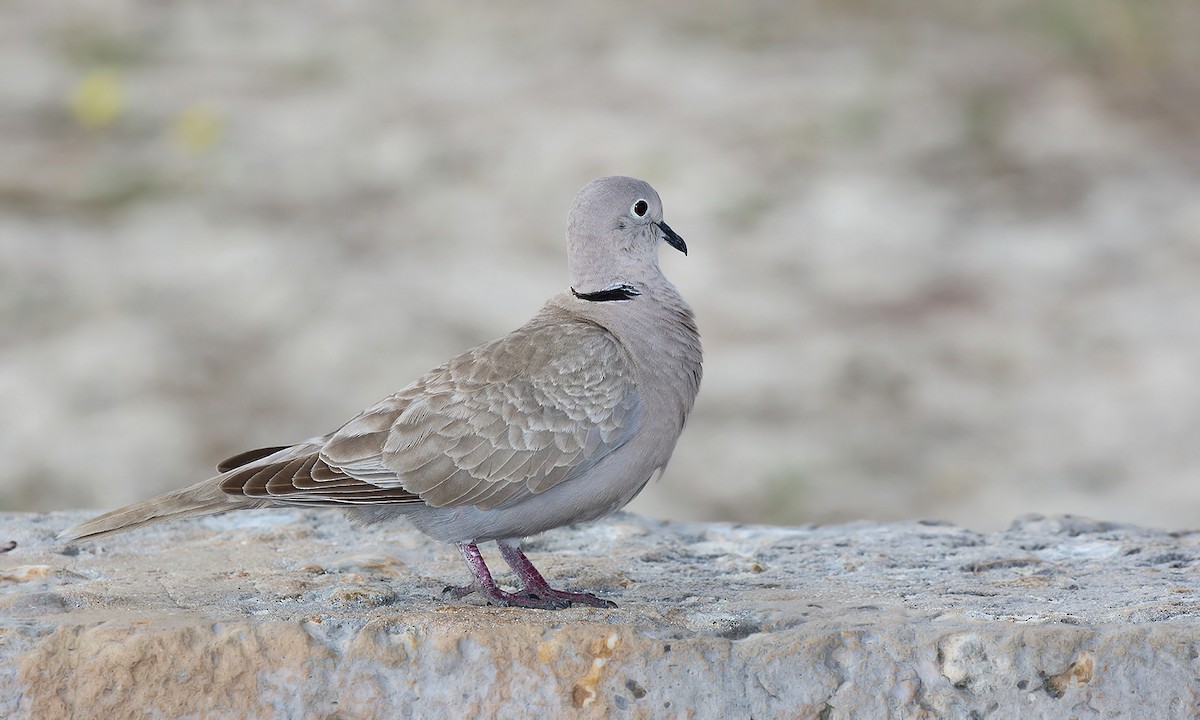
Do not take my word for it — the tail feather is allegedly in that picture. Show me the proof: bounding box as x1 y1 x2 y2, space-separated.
57 477 250 542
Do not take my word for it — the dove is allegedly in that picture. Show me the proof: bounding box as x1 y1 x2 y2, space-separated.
59 176 703 610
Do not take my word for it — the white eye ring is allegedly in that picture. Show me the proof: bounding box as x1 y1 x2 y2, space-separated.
630 199 649 218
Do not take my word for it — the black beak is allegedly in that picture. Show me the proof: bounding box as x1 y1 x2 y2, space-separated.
657 221 687 255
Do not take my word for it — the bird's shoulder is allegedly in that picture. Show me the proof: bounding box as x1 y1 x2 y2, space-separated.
439 303 631 387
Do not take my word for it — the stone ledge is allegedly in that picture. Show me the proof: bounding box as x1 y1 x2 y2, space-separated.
2 510 1198 718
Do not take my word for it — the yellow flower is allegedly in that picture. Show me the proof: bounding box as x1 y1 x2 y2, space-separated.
172 105 224 153
70 67 124 129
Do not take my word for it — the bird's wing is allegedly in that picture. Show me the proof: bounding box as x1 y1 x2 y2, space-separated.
221 313 642 511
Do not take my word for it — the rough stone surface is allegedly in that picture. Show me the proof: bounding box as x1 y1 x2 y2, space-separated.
2 510 1199 718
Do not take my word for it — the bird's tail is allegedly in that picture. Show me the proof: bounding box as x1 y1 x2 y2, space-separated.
57 477 248 542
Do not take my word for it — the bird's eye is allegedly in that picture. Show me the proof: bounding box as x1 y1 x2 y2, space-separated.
631 199 649 218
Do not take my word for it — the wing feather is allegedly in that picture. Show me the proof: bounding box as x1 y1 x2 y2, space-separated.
220 311 641 511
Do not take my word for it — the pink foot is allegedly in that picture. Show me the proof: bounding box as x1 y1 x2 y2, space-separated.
447 542 617 610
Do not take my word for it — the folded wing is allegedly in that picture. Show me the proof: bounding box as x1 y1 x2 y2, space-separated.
220 313 642 511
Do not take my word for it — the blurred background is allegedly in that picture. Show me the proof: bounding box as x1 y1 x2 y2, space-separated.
3 1 1199 531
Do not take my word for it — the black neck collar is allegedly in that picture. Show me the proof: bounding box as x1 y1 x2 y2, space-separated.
571 284 640 302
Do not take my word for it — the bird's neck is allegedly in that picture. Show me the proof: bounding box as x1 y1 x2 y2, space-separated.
569 275 702 426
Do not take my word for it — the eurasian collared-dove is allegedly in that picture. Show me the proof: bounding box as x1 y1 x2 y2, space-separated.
59 176 703 610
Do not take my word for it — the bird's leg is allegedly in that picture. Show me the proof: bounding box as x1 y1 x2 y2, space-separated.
497 540 617 609
448 542 572 610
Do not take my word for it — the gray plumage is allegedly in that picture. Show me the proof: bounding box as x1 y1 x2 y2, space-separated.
59 176 702 609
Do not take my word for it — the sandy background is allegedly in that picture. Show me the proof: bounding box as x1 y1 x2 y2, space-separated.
3 1 1199 531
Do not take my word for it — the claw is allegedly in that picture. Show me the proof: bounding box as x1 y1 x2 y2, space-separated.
443 583 475 599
